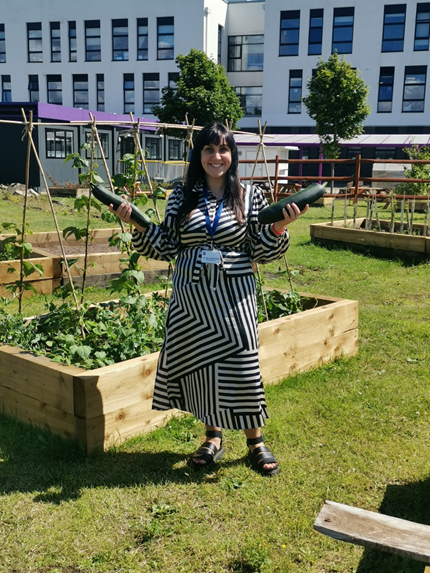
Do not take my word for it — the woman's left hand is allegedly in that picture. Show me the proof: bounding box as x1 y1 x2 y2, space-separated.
273 203 309 233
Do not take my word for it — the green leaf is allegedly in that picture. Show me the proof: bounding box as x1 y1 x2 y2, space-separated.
71 345 92 360
120 296 137 305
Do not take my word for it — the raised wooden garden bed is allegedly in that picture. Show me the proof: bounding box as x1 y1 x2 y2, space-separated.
0 291 358 453
0 228 170 293
310 218 430 260
48 187 90 198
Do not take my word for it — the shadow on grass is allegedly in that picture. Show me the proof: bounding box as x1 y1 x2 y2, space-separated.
351 478 430 573
0 412 247 504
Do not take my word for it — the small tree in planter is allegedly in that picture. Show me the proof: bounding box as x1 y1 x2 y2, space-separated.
303 52 370 194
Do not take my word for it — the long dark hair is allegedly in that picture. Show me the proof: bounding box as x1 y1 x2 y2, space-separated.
177 122 244 227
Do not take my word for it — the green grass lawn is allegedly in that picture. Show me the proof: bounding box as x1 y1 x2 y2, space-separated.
0 196 429 572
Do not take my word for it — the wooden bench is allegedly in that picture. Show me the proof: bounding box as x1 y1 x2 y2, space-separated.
314 500 430 570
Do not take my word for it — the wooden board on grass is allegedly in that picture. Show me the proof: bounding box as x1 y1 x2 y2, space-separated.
314 500 430 564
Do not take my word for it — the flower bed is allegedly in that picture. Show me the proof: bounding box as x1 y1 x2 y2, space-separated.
0 291 358 453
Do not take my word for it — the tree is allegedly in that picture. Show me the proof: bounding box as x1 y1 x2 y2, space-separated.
302 52 370 191
396 145 430 196
152 49 243 140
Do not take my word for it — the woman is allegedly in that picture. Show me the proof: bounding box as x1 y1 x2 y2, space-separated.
110 122 307 477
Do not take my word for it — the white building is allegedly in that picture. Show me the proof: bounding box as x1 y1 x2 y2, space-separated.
0 0 429 184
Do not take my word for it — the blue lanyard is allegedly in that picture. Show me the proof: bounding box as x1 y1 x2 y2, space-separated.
203 183 224 243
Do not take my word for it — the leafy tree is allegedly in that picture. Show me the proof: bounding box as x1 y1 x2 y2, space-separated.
396 145 430 196
303 53 370 192
152 49 242 140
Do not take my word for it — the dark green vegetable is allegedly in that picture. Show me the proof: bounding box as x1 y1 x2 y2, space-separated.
258 182 326 224
90 183 152 228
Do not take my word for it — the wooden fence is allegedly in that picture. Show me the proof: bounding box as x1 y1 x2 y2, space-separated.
239 155 430 204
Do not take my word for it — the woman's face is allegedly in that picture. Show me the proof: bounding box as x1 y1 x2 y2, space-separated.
200 139 232 185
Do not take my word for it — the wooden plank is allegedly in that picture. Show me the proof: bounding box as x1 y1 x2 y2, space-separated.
0 383 77 438
260 330 358 384
0 345 81 414
259 299 358 384
79 405 177 453
0 278 61 297
0 256 60 282
64 253 169 277
73 352 160 418
314 500 430 564
310 220 430 254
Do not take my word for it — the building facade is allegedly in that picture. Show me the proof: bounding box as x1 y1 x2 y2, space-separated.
0 0 429 184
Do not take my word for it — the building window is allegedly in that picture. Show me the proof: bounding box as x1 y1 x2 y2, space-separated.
112 19 128 61
85 131 109 159
415 3 430 51
402 66 427 112
218 25 223 64
28 74 39 102
27 23 42 63
332 7 354 54
382 4 406 52
137 18 148 60
69 21 77 62
280 11 300 56
157 17 174 60
168 139 182 160
375 147 396 159
73 74 88 109
347 147 361 159
50 22 61 62
85 20 101 61
288 70 302 113
228 35 264 71
123 73 134 114
1 75 11 102
0 24 6 63
145 136 161 160
46 129 73 158
235 86 262 116
47 74 62 105
143 73 159 114
97 73 104 111
308 9 323 55
168 72 179 92
377 67 395 112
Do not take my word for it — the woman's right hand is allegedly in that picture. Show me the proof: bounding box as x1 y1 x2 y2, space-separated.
109 199 144 232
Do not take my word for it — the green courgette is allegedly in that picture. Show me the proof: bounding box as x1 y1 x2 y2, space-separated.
90 183 152 228
258 182 327 224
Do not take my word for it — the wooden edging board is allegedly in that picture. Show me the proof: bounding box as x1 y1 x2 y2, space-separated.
0 228 170 291
314 500 430 564
310 218 430 256
0 291 358 453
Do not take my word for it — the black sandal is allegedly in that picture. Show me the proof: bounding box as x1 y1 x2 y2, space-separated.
188 430 225 470
247 434 280 477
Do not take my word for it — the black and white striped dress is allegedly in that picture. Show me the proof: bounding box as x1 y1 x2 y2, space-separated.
132 182 290 430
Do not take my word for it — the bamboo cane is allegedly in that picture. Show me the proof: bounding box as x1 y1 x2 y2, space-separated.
21 109 86 339
80 119 97 303
343 192 347 227
331 195 336 226
373 194 381 231
129 113 162 224
400 200 405 233
409 199 415 235
18 110 33 314
365 198 371 230
390 191 395 234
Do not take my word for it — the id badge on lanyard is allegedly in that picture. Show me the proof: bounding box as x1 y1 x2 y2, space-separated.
202 184 223 265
